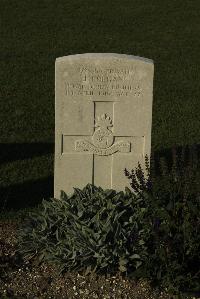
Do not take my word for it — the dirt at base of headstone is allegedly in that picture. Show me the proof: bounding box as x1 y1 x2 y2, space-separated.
0 220 193 299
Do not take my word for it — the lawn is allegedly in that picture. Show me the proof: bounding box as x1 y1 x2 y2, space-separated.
1 0 200 211
0 1 200 297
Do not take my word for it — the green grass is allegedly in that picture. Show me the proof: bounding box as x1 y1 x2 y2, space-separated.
0 0 200 213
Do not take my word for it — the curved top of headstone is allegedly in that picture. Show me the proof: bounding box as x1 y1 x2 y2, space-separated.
56 53 153 64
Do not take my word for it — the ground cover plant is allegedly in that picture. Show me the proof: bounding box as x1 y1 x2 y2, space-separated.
16 184 150 276
0 147 199 298
1 0 200 297
14 147 200 298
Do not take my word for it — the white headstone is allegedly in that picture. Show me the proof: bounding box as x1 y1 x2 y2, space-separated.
54 53 154 198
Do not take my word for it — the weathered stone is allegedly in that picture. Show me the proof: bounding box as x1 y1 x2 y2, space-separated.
54 53 154 197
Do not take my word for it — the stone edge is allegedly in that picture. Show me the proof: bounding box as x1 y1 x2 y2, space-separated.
56 53 154 64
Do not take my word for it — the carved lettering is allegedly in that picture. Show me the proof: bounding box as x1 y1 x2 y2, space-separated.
75 140 130 156
64 66 142 98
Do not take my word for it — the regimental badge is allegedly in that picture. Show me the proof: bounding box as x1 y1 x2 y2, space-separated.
75 113 131 156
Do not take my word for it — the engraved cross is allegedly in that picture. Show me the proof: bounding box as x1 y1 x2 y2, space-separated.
61 112 132 188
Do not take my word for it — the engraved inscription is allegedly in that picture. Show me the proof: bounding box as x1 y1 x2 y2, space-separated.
75 140 130 156
64 66 142 98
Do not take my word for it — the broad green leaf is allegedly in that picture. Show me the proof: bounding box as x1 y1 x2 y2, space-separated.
130 254 141 259
119 264 127 272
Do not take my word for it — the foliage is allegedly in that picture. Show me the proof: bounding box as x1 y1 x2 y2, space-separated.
16 184 150 276
17 144 200 296
125 144 200 295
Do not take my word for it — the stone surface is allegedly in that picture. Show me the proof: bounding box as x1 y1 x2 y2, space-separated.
54 53 154 197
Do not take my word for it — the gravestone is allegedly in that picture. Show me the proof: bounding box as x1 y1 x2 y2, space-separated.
54 53 154 198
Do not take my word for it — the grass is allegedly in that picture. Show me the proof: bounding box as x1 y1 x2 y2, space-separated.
1 0 200 210
0 1 200 296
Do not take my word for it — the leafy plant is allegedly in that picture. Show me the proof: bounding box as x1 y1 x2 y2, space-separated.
16 184 150 276
125 144 200 295
16 144 200 296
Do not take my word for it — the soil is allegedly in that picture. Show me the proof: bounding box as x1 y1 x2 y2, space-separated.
0 219 195 299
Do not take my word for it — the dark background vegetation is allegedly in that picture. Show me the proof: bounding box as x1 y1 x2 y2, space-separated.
0 0 200 211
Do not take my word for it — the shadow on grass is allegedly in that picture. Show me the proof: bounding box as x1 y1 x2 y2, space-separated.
0 143 54 212
0 142 200 212
0 176 54 211
0 142 54 165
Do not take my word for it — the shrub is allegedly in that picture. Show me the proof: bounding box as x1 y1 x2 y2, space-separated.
16 184 151 276
17 144 200 295
125 145 200 294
